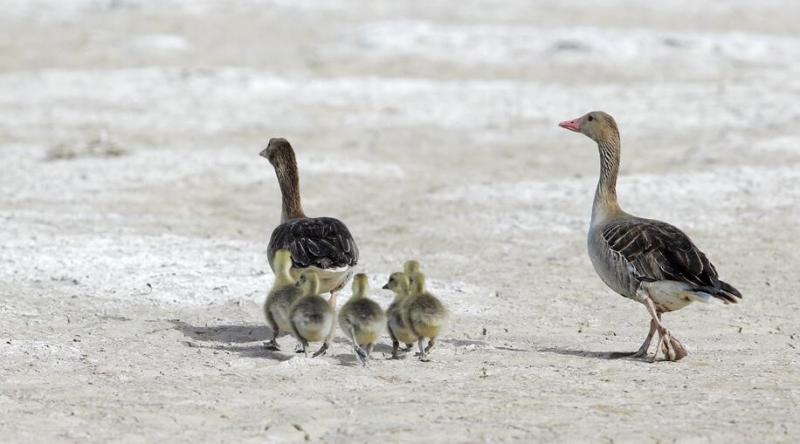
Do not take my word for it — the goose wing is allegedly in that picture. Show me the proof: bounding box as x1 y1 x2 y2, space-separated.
268 217 358 270
602 218 740 302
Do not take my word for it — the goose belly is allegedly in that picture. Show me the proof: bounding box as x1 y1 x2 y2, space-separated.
290 266 353 294
587 230 639 300
639 280 695 313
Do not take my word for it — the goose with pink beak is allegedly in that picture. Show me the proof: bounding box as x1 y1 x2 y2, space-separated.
559 111 742 362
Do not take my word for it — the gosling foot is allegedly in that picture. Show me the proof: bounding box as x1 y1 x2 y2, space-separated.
312 341 329 358
417 339 429 362
353 345 368 366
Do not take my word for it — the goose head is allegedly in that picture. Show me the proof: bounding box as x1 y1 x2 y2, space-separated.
351 273 369 298
559 111 619 144
259 137 295 167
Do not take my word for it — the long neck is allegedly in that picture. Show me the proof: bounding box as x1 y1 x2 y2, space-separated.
303 278 320 297
274 264 294 287
591 139 623 225
274 155 305 222
351 283 367 300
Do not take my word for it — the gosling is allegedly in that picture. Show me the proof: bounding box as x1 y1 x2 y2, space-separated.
382 272 417 359
404 271 448 361
263 249 300 350
289 271 336 357
338 273 386 365
404 259 420 275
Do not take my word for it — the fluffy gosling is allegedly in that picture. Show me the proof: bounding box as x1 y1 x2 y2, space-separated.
382 272 417 359
289 271 336 357
338 273 386 366
404 259 420 275
404 271 448 361
264 249 300 350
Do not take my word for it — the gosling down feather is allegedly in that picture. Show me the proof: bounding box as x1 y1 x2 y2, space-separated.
338 273 386 365
404 272 448 361
289 271 336 358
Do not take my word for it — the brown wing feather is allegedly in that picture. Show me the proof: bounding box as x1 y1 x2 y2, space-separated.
602 218 720 290
268 217 358 269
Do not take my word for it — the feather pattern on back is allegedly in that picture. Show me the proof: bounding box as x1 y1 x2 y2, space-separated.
600 217 741 303
268 217 359 270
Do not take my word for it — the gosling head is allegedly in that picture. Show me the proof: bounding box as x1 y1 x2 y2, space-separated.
382 272 410 296
273 249 293 273
558 111 619 144
408 271 426 296
296 270 320 296
403 260 421 275
351 273 369 299
259 137 296 167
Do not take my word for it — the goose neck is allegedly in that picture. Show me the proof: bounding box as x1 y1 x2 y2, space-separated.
591 139 623 225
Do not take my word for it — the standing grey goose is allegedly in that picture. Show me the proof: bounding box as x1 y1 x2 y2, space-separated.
558 111 741 361
260 138 359 308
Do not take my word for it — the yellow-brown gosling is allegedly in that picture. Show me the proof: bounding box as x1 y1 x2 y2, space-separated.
382 272 417 359
338 273 386 366
263 249 301 350
289 271 336 358
559 111 742 362
403 259 420 275
404 271 448 362
260 138 359 309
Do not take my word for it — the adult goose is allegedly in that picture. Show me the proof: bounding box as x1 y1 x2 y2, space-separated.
260 138 359 307
559 111 741 361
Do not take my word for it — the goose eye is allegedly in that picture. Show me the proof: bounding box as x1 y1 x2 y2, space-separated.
588 115 594 122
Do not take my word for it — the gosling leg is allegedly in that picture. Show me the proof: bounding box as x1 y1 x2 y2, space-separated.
312 340 329 358
418 339 429 362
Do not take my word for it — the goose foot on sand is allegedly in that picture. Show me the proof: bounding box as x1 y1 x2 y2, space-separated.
643 298 688 362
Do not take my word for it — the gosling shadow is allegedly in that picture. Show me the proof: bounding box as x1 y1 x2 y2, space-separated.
181 341 294 361
170 320 271 343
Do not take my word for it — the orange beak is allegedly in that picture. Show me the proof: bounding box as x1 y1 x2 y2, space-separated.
558 118 581 132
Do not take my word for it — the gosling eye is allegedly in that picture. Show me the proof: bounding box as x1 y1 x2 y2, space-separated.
588 115 594 122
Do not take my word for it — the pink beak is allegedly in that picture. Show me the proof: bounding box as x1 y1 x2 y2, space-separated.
558 118 581 132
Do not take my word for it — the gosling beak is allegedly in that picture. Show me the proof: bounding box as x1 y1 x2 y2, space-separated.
382 283 390 290
558 118 581 132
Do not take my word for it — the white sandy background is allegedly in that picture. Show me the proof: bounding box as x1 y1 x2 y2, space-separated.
1 1 799 442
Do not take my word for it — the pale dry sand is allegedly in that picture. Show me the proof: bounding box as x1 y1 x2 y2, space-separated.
1 1 799 442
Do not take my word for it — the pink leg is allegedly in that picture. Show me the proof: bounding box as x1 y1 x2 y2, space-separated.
631 318 657 358
643 297 687 362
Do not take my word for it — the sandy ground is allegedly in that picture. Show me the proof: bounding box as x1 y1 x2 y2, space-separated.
1 0 800 442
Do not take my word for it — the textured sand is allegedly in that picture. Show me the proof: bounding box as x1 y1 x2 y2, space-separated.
1 1 799 442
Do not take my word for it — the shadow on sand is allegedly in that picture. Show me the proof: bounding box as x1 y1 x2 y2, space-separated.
170 320 292 361
539 346 638 360
170 320 271 343
170 320 393 364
